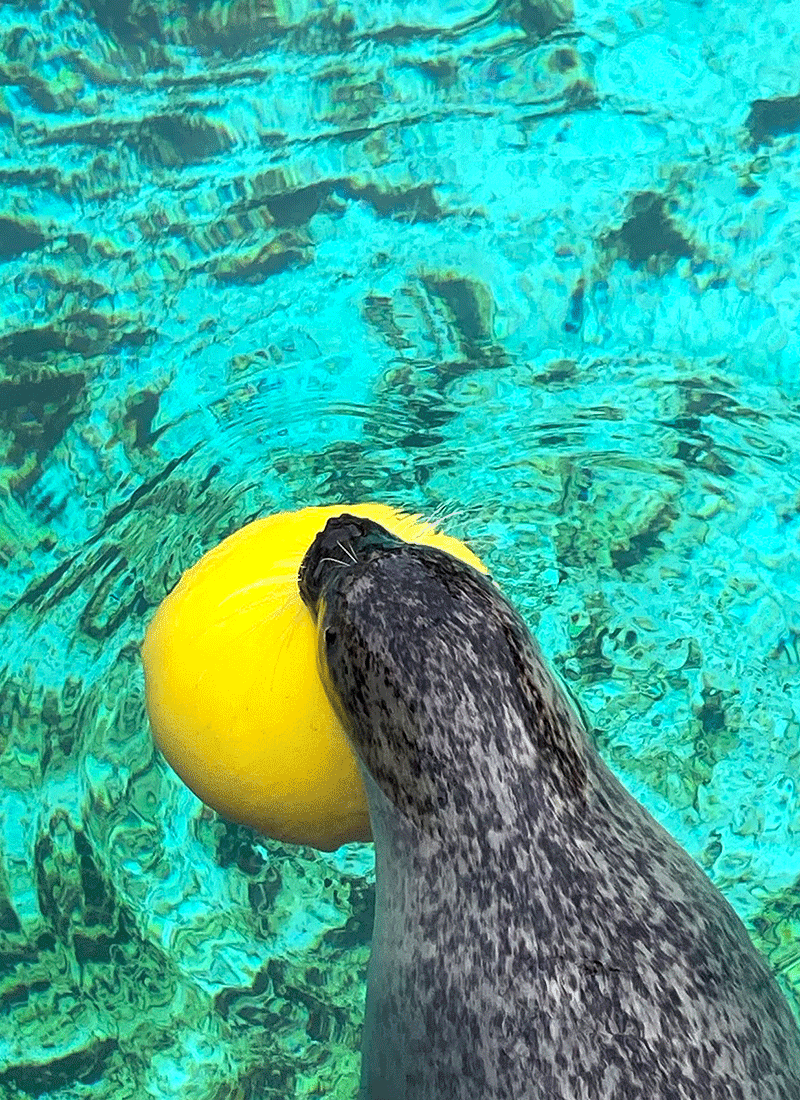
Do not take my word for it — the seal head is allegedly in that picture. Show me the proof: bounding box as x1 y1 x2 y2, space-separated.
300 514 800 1100
300 514 587 836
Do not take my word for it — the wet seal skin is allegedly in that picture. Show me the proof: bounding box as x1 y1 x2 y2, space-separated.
299 514 800 1100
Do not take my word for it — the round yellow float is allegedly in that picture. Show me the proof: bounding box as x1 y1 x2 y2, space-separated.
141 503 486 851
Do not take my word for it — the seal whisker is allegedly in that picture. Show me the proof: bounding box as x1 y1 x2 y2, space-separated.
215 575 295 608
199 597 302 694
192 590 295 653
270 556 315 576
317 554 351 569
394 509 431 540
422 500 453 527
267 600 307 696
426 505 465 533
338 539 358 564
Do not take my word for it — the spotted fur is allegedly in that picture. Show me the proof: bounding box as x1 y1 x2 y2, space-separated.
299 514 800 1100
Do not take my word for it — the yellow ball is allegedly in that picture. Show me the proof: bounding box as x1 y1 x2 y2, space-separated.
141 504 486 851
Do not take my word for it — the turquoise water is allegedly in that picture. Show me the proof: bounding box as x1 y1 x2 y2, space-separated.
1 0 800 1096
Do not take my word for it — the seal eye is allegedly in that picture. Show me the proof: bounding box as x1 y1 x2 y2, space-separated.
324 627 337 649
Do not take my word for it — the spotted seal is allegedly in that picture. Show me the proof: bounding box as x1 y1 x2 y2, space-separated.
298 513 800 1100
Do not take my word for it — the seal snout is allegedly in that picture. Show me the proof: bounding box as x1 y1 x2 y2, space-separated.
298 513 393 612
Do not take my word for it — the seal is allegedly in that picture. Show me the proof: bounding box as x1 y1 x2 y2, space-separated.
298 513 800 1100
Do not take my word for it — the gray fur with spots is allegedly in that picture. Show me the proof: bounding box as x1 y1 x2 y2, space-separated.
298 514 800 1100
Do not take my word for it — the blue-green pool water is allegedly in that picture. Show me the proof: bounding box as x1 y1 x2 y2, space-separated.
1 0 799 1096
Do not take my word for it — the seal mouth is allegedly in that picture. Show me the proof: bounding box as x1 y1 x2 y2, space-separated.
298 513 397 612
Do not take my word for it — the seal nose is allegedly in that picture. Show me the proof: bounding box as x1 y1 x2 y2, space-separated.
299 513 389 611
